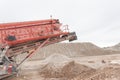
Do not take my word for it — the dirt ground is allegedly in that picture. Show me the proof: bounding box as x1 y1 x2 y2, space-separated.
6 43 120 80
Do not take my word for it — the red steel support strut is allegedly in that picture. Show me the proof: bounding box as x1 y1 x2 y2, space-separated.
17 38 49 68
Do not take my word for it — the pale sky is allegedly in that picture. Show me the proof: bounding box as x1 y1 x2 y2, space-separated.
0 0 120 47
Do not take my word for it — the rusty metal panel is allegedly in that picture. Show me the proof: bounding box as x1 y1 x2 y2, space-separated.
0 19 68 46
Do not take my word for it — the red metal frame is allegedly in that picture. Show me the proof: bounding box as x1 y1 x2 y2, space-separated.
0 19 69 46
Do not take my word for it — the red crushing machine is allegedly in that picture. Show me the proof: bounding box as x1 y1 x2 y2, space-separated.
0 18 77 79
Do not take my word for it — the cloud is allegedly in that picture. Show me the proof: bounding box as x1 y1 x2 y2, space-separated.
0 0 120 47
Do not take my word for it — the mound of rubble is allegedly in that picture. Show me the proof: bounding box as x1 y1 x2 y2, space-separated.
74 64 120 80
39 54 95 79
89 64 120 80
28 43 117 61
104 43 120 52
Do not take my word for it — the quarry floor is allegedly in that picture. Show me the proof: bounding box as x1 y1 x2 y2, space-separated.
4 53 120 80
4 43 120 80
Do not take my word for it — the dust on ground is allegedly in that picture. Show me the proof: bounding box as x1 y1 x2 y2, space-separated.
6 43 120 80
